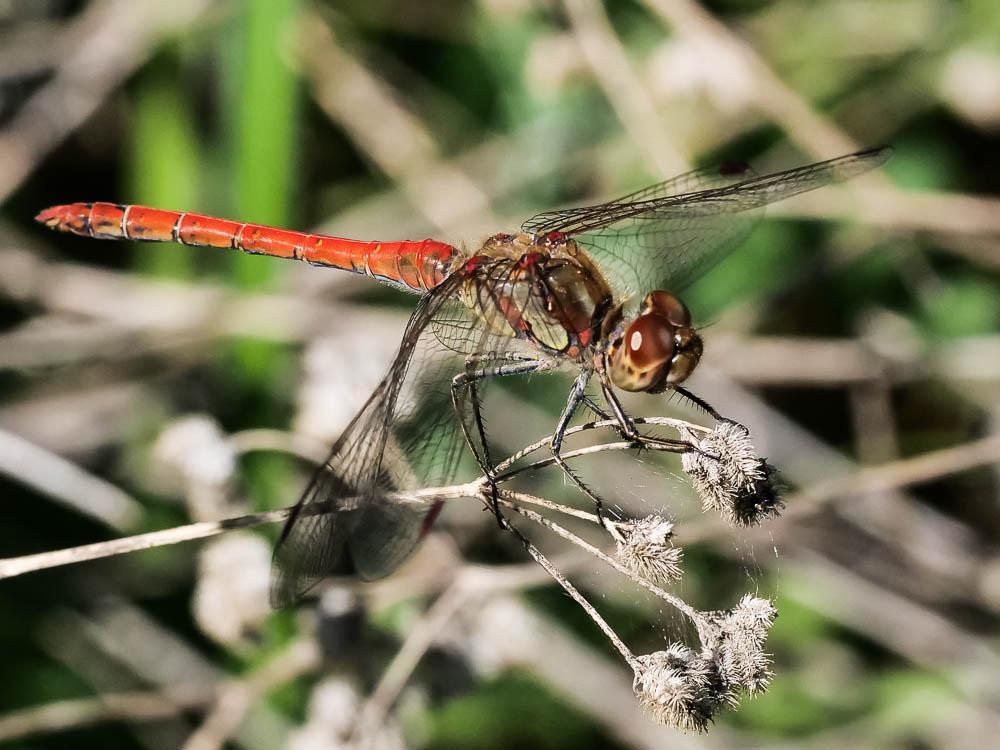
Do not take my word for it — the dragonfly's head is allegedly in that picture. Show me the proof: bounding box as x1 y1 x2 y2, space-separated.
605 291 702 392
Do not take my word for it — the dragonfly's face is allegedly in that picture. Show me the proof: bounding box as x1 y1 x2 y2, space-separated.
606 291 702 392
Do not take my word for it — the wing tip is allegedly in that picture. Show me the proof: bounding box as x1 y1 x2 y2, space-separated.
857 144 894 166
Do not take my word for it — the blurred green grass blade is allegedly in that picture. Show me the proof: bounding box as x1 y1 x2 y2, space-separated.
222 0 301 388
128 58 201 279
231 0 301 289
922 277 1000 338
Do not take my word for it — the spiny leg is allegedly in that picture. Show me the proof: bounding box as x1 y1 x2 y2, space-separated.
601 380 638 440
601 380 691 453
451 355 541 472
663 386 741 459
466 373 501 527
550 371 615 527
670 385 724 422
451 356 543 528
581 393 613 421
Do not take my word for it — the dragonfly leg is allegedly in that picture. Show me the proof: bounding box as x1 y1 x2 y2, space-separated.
581 393 613 421
451 357 544 528
550 371 614 527
602 380 691 453
670 385 724 421
467 369 503 529
601 380 639 440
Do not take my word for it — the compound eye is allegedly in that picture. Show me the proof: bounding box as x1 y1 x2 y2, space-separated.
643 290 691 327
624 313 675 370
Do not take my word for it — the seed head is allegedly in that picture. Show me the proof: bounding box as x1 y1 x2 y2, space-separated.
704 595 777 696
681 421 782 526
615 514 683 583
633 644 728 732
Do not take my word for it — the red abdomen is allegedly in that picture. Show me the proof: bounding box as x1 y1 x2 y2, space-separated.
36 202 461 292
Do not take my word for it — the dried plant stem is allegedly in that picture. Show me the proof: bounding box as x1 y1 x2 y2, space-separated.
502 493 705 629
0 686 214 743
0 427 142 532
561 0 688 176
181 638 320 750
503 492 602 524
0 508 287 580
0 415 705 581
503 518 642 672
5 422 995 585
0 483 476 580
500 438 682 480
351 580 470 744
493 415 709 476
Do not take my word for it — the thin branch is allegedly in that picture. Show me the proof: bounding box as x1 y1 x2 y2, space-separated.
0 0 214 203
503 517 641 671
0 482 478 581
502 493 705 628
351 580 470 743
641 0 865 160
0 507 287 580
0 428 143 532
0 413 708 581
8 407 995 589
298 10 495 238
0 686 214 743
499 490 602 524
561 0 689 176
492 415 709 476
182 639 320 750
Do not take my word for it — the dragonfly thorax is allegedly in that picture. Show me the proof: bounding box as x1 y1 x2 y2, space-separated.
463 233 613 358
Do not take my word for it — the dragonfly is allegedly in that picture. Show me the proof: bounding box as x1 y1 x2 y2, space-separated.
37 146 891 605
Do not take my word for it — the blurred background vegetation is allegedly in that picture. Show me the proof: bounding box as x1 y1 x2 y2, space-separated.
2 0 1000 748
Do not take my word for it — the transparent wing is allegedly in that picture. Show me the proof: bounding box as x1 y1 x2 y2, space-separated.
271 274 472 606
430 257 546 360
522 147 891 300
270 267 540 606
521 161 760 235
